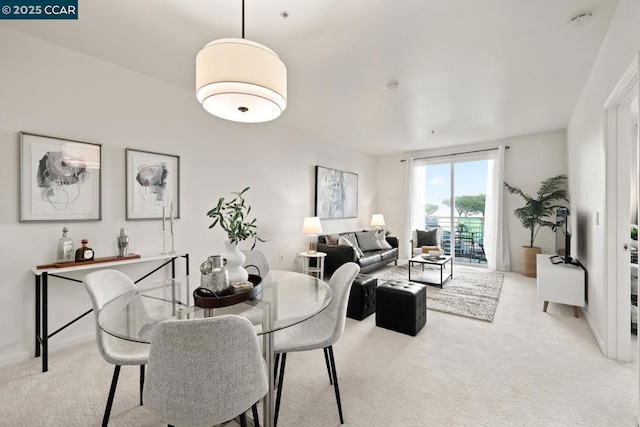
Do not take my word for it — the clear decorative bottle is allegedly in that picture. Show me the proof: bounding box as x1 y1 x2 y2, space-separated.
75 239 95 262
56 227 74 263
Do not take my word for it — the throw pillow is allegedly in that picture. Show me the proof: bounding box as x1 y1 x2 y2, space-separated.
343 233 365 257
325 234 340 245
356 230 383 251
338 235 361 259
376 229 392 249
416 229 438 247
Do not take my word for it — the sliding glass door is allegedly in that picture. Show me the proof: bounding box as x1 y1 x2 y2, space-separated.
416 157 489 265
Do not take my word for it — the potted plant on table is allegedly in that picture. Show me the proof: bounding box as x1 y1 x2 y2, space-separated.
504 174 568 277
206 187 265 283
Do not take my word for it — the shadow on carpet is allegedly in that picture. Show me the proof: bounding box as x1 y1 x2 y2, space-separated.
375 264 504 322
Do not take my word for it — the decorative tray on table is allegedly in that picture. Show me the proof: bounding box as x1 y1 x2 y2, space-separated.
193 274 263 308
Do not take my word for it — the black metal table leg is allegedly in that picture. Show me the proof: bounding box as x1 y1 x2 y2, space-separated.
42 272 48 372
35 275 41 358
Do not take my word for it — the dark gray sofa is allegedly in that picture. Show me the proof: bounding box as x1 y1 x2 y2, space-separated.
317 231 399 276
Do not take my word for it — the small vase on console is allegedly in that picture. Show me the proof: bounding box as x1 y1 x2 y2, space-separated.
221 240 248 283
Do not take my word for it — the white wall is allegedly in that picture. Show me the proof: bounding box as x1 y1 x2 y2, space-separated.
567 0 640 353
376 130 567 272
0 27 377 365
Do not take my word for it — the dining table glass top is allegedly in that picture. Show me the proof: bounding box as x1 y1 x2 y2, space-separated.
98 270 332 344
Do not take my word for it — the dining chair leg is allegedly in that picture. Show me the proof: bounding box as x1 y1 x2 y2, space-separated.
327 346 344 424
139 365 145 406
274 353 287 427
274 353 280 386
323 347 333 385
252 402 260 427
239 411 247 427
103 365 121 427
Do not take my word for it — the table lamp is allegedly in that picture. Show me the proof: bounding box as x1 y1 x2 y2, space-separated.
370 214 386 230
302 216 323 254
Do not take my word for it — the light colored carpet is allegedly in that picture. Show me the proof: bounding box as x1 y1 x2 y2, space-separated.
376 264 504 321
0 269 637 426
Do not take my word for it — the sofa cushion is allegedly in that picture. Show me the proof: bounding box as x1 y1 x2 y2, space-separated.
358 253 383 268
356 230 383 251
338 235 361 259
343 233 364 257
416 229 438 247
325 234 340 245
376 230 392 249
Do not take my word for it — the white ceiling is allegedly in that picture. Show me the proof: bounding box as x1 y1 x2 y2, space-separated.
1 0 620 155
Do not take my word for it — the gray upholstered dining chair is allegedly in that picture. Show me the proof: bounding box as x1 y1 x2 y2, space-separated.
144 315 269 427
82 269 149 427
242 249 271 278
273 262 360 425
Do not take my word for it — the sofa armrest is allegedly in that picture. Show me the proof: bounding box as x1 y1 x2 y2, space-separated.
318 243 356 276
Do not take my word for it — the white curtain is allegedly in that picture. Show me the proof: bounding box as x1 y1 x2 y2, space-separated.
404 158 415 257
484 146 511 271
404 158 426 258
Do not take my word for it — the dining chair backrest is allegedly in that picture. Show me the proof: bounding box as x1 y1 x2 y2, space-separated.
242 249 271 278
144 315 268 427
83 269 137 312
321 262 360 347
83 270 139 363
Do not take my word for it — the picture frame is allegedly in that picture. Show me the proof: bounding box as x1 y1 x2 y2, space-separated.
126 148 180 220
19 132 102 222
315 166 358 219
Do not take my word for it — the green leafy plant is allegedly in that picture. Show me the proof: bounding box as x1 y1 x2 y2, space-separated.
206 187 265 249
504 174 568 247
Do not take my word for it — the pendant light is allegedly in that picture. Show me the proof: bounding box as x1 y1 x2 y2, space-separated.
196 0 287 123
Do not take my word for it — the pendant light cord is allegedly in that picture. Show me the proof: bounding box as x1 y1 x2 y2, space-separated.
241 0 245 39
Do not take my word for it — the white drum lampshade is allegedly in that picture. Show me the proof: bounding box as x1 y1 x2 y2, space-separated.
302 217 323 254
196 38 287 123
371 214 386 229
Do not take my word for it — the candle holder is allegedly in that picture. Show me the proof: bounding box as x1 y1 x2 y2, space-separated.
168 201 176 255
161 206 167 254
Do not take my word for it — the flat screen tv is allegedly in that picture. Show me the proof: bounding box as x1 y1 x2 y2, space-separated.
555 207 571 264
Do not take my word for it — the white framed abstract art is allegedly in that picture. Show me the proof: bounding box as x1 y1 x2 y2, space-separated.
19 132 102 222
315 166 358 219
126 148 180 220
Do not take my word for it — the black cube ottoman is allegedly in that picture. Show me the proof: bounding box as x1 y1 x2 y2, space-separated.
347 274 378 320
375 280 427 336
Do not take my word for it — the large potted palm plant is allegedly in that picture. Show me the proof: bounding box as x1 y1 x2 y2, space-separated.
504 174 568 277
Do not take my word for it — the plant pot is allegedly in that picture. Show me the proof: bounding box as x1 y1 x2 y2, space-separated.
221 240 248 283
521 246 541 277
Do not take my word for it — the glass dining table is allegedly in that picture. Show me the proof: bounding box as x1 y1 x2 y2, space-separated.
98 270 332 427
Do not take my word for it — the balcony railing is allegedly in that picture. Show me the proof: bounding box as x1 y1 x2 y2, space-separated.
426 216 486 263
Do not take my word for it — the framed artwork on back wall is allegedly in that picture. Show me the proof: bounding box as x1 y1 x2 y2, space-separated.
19 132 102 222
315 166 358 219
126 148 180 220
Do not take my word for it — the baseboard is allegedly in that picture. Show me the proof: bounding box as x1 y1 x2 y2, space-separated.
0 333 95 368
582 307 606 356
0 350 31 367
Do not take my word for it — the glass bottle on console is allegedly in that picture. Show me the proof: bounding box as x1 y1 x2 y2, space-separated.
56 227 74 263
75 239 95 262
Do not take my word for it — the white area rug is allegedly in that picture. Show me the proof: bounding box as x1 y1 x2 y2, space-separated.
376 264 504 322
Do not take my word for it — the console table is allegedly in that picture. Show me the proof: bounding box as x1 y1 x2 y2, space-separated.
536 254 585 317
31 253 189 372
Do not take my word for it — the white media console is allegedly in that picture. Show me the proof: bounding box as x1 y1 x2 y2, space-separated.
536 254 586 318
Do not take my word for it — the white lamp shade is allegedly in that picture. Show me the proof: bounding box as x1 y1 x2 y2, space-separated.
196 38 287 123
302 217 323 234
371 214 386 227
